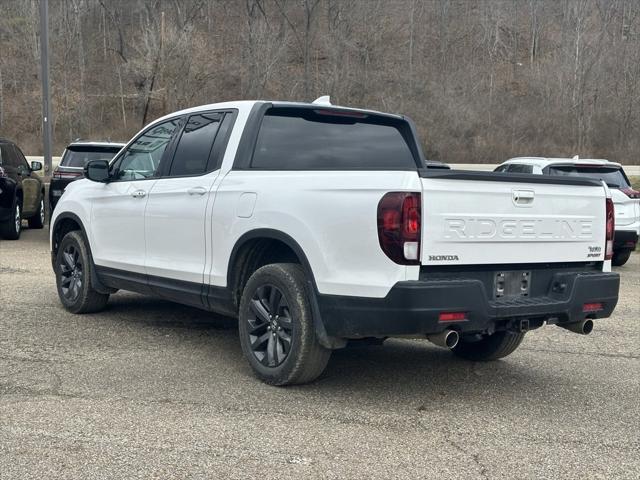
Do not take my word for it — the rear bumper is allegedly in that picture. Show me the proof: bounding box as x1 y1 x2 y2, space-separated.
49 178 74 211
614 230 638 250
317 271 619 338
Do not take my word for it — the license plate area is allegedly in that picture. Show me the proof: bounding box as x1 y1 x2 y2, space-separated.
494 271 531 299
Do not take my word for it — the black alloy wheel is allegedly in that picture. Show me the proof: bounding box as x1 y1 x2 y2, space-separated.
246 284 294 367
238 263 331 385
58 243 83 302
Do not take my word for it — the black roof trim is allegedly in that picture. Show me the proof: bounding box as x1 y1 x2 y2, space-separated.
419 168 603 187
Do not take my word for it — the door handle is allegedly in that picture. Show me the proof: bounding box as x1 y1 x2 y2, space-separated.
131 189 147 198
187 186 207 196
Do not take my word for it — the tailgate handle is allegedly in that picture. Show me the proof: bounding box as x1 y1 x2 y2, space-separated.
513 189 534 206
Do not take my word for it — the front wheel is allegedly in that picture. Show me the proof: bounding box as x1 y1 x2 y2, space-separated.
55 230 109 313
451 331 525 361
612 249 632 267
238 263 331 386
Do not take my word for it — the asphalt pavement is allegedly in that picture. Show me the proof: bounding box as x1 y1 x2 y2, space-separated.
1 228 638 479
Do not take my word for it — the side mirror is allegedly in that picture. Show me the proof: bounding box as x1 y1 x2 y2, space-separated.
30 160 43 172
85 160 110 183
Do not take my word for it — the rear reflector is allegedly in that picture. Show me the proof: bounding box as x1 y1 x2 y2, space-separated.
438 312 467 322
583 302 603 313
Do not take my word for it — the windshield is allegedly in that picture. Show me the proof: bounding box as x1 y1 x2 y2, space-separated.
61 146 121 168
548 165 630 188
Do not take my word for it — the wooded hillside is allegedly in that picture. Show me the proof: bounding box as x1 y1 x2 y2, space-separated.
1 0 639 163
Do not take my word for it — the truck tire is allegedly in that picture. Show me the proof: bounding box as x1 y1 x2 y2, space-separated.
612 249 632 267
0 199 21 240
451 331 525 361
28 198 45 229
55 230 110 314
238 263 331 386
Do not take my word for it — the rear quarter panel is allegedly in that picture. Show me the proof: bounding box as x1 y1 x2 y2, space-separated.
210 170 422 298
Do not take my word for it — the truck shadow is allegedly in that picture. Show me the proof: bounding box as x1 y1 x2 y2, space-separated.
102 292 564 407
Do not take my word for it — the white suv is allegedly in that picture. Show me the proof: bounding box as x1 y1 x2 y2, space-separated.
50 100 620 385
496 157 639 266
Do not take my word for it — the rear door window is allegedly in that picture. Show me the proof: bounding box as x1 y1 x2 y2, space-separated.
548 166 630 188
168 113 222 176
506 164 534 174
251 108 417 170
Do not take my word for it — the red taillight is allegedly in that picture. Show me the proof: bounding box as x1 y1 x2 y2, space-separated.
439 312 467 322
377 192 421 265
583 302 603 313
0 166 7 178
605 197 614 260
53 169 82 180
620 187 640 199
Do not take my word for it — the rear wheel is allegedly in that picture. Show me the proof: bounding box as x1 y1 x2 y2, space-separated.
28 198 45 229
612 249 632 267
0 199 21 240
55 230 109 313
238 263 331 386
451 331 525 361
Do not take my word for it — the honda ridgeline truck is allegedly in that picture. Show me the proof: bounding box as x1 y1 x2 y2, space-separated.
50 99 620 385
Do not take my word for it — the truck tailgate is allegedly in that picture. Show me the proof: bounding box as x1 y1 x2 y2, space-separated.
420 172 607 266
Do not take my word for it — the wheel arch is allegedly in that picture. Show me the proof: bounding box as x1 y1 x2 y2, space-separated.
51 212 113 295
228 229 316 299
227 228 344 349
51 212 88 257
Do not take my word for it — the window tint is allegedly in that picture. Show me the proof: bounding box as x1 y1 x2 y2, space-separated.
62 146 121 168
13 145 31 172
169 113 221 176
251 109 417 170
0 144 9 166
548 166 630 188
507 164 533 174
12 145 29 169
0 144 18 167
494 165 508 172
115 119 180 181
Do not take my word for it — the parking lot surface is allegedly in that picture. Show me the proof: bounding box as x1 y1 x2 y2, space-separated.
1 228 639 479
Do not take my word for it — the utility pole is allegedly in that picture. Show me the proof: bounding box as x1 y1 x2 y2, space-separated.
39 0 53 179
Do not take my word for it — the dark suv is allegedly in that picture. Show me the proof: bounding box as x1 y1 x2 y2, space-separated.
49 141 124 214
0 139 45 239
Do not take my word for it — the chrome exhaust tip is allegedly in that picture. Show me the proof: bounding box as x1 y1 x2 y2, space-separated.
559 319 594 335
427 330 459 349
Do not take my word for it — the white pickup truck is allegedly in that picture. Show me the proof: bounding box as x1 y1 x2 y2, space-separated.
50 99 620 385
